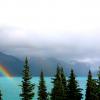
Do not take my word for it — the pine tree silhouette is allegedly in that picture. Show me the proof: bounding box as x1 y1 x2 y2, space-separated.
67 69 82 100
0 90 2 100
20 57 35 100
51 65 65 100
38 70 48 100
60 67 67 100
85 70 97 100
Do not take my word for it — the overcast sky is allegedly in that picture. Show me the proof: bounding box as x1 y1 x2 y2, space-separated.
0 0 100 62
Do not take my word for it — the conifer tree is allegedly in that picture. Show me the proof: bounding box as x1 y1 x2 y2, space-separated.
98 67 100 99
85 70 97 100
67 69 82 100
0 90 2 100
85 70 93 100
20 57 35 100
98 67 100 81
97 67 100 100
51 66 65 100
60 67 67 100
38 70 48 100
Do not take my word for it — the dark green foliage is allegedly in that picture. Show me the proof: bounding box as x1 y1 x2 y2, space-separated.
98 67 100 99
67 69 82 100
60 67 67 100
85 67 100 100
0 90 2 100
98 67 100 81
85 70 93 100
51 66 65 100
85 70 97 100
20 57 35 100
38 71 48 100
96 67 100 100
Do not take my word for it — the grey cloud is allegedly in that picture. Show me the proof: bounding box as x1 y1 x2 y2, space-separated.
0 27 100 63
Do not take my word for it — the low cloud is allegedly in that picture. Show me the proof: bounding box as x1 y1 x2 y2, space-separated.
0 27 100 63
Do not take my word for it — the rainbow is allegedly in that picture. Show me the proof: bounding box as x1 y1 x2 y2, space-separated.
0 64 12 79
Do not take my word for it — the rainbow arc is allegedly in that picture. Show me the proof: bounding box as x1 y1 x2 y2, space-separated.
0 64 12 79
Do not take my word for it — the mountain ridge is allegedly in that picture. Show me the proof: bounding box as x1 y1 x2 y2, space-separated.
0 52 98 76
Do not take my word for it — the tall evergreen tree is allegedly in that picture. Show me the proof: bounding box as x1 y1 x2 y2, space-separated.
98 67 100 81
85 70 93 100
85 70 97 100
0 90 2 100
60 67 67 100
20 57 35 100
51 66 65 100
38 70 48 100
67 69 82 100
96 67 100 100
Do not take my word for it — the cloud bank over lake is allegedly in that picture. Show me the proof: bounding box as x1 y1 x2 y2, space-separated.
0 27 100 63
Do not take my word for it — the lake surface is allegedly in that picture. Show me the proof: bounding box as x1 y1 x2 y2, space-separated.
0 77 87 100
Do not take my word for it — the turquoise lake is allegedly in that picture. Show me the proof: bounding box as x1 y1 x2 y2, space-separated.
0 77 87 100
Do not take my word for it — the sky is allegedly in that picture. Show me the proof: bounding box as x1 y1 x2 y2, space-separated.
0 0 100 63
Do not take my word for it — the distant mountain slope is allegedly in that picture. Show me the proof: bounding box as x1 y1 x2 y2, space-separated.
0 52 23 76
29 57 62 76
29 57 91 76
0 52 98 76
